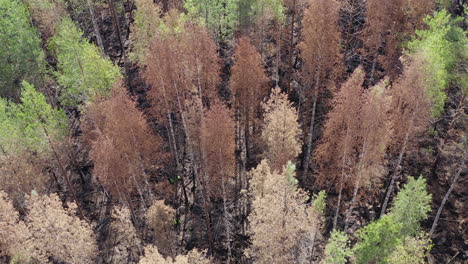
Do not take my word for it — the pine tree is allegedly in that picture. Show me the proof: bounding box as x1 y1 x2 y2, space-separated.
247 161 318 263
50 17 121 107
146 200 176 256
386 235 432 264
315 67 364 228
230 37 269 160
26 193 98 264
261 87 302 171
109 206 142 263
130 0 162 64
23 0 66 39
0 0 46 98
299 0 342 176
83 82 164 201
139 246 210 264
324 230 352 264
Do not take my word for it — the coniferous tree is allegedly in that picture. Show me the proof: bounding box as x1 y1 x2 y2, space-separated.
108 206 142 264
50 17 121 107
23 0 67 39
261 87 302 171
146 200 176 257
247 161 319 263
324 230 352 264
230 37 269 161
0 0 46 98
299 0 342 176
315 67 364 228
139 246 210 264
26 193 98 264
83 83 164 201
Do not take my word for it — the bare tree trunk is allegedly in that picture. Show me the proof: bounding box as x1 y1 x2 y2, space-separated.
380 126 410 217
430 153 466 237
333 127 350 229
303 70 320 176
286 0 296 93
222 178 232 264
86 0 105 55
108 0 125 59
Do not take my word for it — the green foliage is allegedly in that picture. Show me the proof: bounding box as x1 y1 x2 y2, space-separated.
353 215 403 264
324 230 352 264
50 18 121 107
391 176 432 236
312 190 327 214
0 82 68 155
130 0 161 64
184 0 239 40
407 10 466 116
353 176 432 264
386 235 432 264
0 0 46 98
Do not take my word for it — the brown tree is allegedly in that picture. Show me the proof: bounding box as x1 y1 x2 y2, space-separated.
261 87 302 171
298 0 342 176
108 206 142 264
344 80 393 230
380 55 432 215
82 82 164 202
230 37 269 162
364 0 434 81
314 67 364 228
200 101 236 260
146 200 176 257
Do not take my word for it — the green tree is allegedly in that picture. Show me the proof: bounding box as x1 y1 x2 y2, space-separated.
50 18 121 107
0 0 45 99
407 10 466 116
386 236 431 264
324 230 352 264
391 177 432 236
353 176 432 263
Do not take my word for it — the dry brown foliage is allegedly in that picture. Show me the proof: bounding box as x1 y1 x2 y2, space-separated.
0 191 33 262
139 245 210 264
200 101 236 197
261 87 302 171
247 161 317 263
230 37 269 139
146 200 176 256
299 0 342 89
82 82 164 199
109 206 142 264
314 67 364 190
390 55 431 150
26 193 97 264
24 0 66 39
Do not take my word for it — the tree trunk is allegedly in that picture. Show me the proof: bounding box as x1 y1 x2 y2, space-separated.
108 0 125 59
303 70 320 176
286 0 296 93
86 0 105 55
333 127 350 229
222 178 232 264
380 125 410 217
430 153 466 237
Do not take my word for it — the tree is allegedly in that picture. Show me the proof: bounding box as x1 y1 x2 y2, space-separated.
315 67 364 228
200 101 236 261
0 0 46 99
184 0 239 41
407 10 466 117
247 161 318 263
354 176 432 264
146 200 176 257
230 37 269 161
386 236 432 264
109 206 142 264
324 230 352 264
83 83 164 201
380 56 432 216
344 80 393 230
0 82 68 198
139 246 210 264
391 177 432 236
26 193 98 264
50 17 121 107
130 0 162 64
0 191 34 263
299 0 342 176
23 0 67 39
364 0 434 81
261 87 302 171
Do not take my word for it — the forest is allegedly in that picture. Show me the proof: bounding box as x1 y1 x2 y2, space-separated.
0 0 466 263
